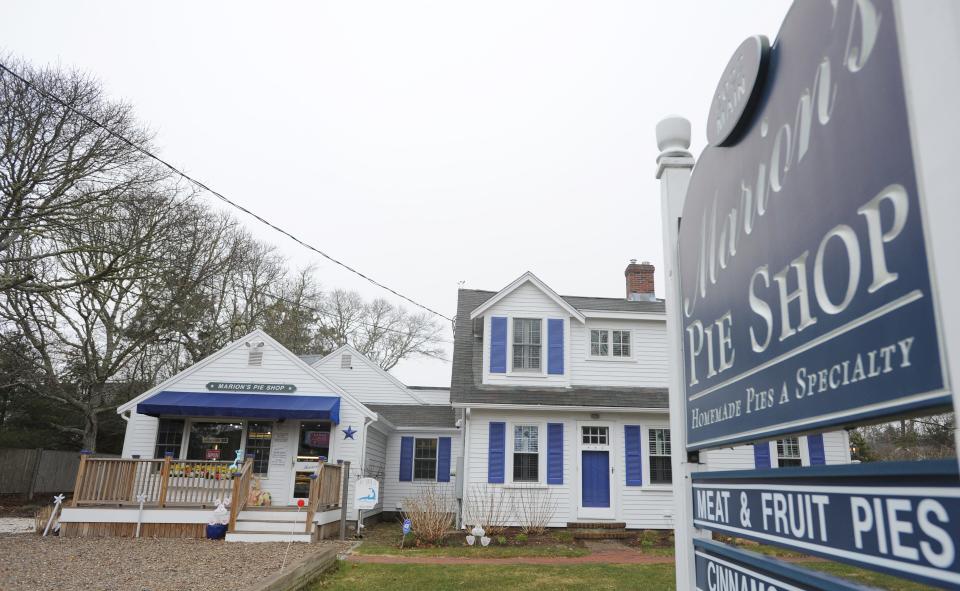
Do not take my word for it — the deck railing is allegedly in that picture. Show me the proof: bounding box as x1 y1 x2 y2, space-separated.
227 458 254 532
305 463 343 533
73 455 246 508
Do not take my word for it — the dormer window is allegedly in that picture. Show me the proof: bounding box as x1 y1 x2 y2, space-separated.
590 329 631 358
512 318 542 371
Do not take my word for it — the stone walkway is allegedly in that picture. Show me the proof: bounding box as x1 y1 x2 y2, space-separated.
347 541 675 566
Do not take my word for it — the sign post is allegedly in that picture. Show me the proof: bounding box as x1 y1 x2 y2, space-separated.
661 0 960 588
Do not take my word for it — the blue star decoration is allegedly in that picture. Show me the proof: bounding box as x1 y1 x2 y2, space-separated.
342 425 357 440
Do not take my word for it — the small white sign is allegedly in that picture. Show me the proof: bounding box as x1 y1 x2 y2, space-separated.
355 477 379 510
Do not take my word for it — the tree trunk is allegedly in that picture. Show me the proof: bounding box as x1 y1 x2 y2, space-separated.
82 412 99 452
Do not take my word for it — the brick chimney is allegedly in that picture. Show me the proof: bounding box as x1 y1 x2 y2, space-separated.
625 259 656 301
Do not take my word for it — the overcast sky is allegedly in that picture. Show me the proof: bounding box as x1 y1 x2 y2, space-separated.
2 1 791 386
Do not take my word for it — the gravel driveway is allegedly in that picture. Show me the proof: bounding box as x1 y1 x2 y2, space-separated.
0 533 352 591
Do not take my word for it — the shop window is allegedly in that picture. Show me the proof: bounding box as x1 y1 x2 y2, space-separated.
187 421 242 461
154 418 184 459
244 422 273 474
298 422 331 460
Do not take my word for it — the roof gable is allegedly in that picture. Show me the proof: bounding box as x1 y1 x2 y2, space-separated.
311 344 426 404
469 272 585 322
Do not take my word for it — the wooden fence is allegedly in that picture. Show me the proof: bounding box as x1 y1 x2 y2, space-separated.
0 448 98 498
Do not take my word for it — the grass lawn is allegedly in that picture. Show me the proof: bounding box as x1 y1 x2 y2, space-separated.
311 563 676 590
311 562 936 591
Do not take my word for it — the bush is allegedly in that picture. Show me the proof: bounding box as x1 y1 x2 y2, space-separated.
496 535 507 546
512 487 557 536
465 483 509 536
553 530 574 543
401 485 455 545
515 533 528 544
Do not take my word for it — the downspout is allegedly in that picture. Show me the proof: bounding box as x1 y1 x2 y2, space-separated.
459 407 471 529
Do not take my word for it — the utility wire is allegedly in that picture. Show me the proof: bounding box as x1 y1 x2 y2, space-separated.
0 61 453 322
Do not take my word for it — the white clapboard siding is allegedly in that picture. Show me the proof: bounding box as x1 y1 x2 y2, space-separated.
362 426 389 517
382 430 462 513
703 431 851 471
569 319 668 387
313 347 422 405
121 412 160 458
463 409 674 529
408 388 450 405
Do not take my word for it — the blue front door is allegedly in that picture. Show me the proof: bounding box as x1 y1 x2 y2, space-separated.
581 450 610 508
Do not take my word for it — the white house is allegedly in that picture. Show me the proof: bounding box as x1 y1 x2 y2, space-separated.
60 330 460 542
452 263 850 532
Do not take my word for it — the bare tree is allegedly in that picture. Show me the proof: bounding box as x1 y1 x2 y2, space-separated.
318 290 445 370
0 57 163 292
0 192 235 450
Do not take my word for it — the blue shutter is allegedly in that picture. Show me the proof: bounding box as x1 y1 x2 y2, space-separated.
547 423 563 484
754 443 771 469
399 436 414 482
437 437 452 482
547 318 564 375
625 425 643 486
807 434 826 466
488 422 505 483
490 317 507 373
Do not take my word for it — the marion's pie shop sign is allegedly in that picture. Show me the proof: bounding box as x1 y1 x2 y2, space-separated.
678 0 950 450
205 382 297 393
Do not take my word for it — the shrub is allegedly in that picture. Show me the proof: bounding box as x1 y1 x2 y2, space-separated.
497 535 507 546
512 487 557 536
515 533 528 544
553 530 574 544
465 483 510 536
401 485 454 545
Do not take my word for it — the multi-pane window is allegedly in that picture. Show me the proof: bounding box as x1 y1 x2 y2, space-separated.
154 419 184 459
777 438 802 468
244 422 273 474
590 330 609 356
612 330 631 357
513 318 542 371
513 425 540 482
649 429 672 484
581 426 609 445
590 329 631 357
414 438 438 480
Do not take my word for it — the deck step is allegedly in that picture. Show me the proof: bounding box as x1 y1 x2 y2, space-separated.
234 520 311 533
237 510 308 522
226 531 313 543
572 528 635 540
566 522 626 530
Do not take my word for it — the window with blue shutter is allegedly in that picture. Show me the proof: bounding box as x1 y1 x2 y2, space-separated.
547 319 564 375
490 317 507 373
437 437 452 482
807 434 826 466
547 423 563 484
625 425 643 486
399 436 414 481
754 443 771 469
488 422 505 483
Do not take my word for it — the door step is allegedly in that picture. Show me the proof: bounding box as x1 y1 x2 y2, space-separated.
567 522 626 529
226 531 313 543
237 510 308 522
233 519 311 533
571 529 635 540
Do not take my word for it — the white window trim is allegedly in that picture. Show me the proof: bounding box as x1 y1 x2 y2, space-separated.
646 426 673 487
508 317 546 376
772 437 806 468
505 421 547 485
413 436 439 482
586 328 634 361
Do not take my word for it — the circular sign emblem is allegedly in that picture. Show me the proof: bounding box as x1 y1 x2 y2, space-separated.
707 35 769 147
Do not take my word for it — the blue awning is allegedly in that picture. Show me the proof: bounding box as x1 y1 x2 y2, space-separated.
137 391 340 423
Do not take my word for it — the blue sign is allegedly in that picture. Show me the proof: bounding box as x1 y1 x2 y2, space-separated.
679 0 948 449
402 518 412 535
692 461 960 588
694 539 872 591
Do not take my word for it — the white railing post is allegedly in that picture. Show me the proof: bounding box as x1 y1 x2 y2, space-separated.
894 0 960 465
656 115 705 590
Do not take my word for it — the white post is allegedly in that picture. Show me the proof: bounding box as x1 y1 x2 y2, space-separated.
42 494 65 537
894 0 960 464
656 116 705 590
135 493 147 538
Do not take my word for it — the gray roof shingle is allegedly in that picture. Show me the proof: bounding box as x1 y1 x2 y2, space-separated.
451 289 669 408
367 404 457 428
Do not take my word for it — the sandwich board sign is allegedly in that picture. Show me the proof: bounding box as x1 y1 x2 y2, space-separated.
678 0 949 451
658 0 960 589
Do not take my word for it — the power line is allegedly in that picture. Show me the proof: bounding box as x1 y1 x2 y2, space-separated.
0 61 453 323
